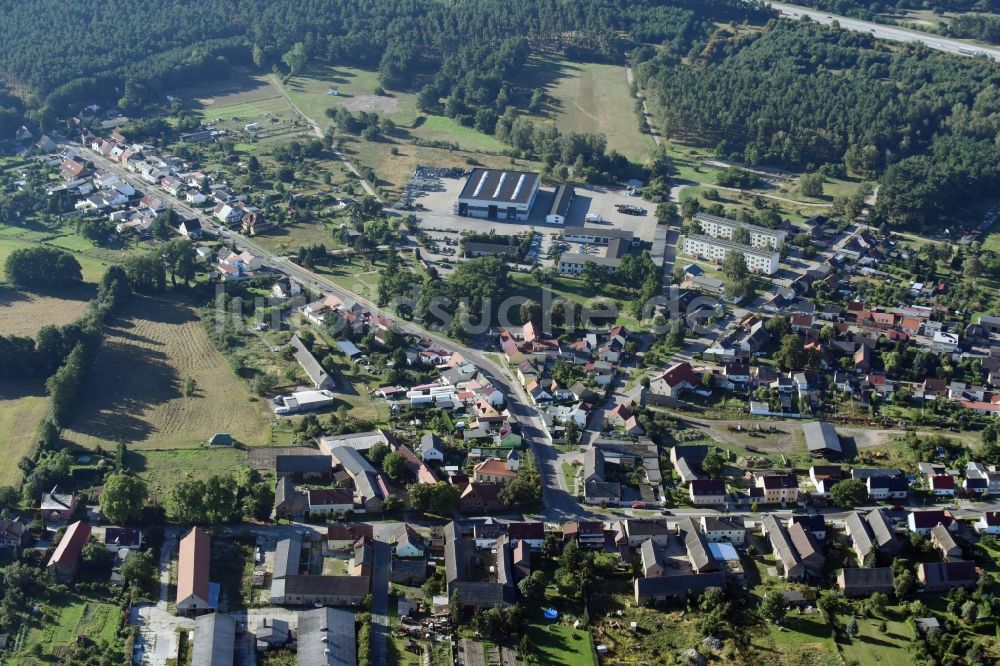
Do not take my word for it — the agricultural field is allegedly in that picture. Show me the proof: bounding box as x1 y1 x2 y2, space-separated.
521 58 657 162
61 294 271 452
0 380 49 486
0 288 93 337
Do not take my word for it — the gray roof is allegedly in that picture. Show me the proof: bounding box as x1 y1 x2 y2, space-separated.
930 523 959 553
298 607 357 666
463 241 519 256
421 433 444 455
549 183 574 217
459 168 539 205
274 476 308 514
583 447 604 482
866 510 899 551
640 539 665 574
275 454 332 475
495 534 514 588
273 536 301 580
845 511 875 561
444 522 466 585
839 567 893 591
192 613 236 666
330 447 383 503
319 430 391 453
290 333 333 389
802 421 842 454
919 560 978 586
679 517 717 573
763 514 801 572
635 572 727 599
278 575 370 598
451 581 516 606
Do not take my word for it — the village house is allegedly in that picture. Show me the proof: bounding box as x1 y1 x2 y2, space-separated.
974 511 1000 535
930 524 962 561
700 516 746 545
756 474 799 504
908 510 956 536
0 518 29 550
472 458 518 484
40 487 77 522
689 479 727 506
562 521 606 549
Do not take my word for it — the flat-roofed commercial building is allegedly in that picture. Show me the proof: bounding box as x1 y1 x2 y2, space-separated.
457 168 540 221
558 237 631 276
683 234 780 275
694 212 787 250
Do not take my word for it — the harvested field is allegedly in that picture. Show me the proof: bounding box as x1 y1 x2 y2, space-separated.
62 294 271 450
0 380 48 486
0 287 93 337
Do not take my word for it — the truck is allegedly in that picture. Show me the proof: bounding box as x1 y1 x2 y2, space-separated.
274 390 336 415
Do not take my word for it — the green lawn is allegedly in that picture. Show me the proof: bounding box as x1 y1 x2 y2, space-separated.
836 613 914 666
413 114 506 152
129 446 247 504
527 603 596 666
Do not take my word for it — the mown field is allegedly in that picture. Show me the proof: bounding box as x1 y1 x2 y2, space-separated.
0 380 48 486
522 58 657 162
61 294 271 451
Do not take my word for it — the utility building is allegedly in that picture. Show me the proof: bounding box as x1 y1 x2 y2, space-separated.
457 168 540 221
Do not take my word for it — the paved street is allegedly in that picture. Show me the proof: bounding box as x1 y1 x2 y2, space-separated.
769 1 1000 61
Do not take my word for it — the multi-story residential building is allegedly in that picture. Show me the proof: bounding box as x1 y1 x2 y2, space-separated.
683 234 780 275
693 212 787 250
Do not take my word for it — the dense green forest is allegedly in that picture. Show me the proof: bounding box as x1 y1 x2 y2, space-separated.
0 0 764 130
634 21 1000 229
947 13 1000 43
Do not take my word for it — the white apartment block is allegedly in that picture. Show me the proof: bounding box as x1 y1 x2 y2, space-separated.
683 234 780 275
694 212 787 250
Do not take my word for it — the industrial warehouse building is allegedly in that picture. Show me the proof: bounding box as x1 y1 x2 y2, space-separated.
683 234 780 275
694 212 787 250
456 168 540 221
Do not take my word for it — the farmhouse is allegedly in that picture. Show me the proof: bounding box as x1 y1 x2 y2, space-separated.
682 234 780 275
270 575 370 607
456 168 540 221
